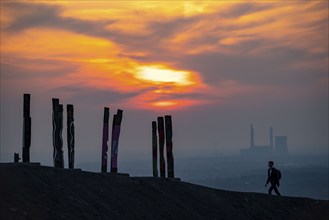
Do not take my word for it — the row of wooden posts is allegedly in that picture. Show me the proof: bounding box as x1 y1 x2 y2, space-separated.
19 93 175 177
20 93 123 172
152 116 174 178
20 94 77 169
52 98 75 169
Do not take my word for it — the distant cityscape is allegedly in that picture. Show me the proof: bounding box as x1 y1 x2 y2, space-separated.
240 124 288 156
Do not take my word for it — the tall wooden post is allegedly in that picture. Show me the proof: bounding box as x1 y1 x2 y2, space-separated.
111 109 123 173
157 117 165 177
52 98 58 167
101 107 109 173
52 99 64 168
165 115 174 178
152 121 158 177
59 104 64 168
67 104 75 169
22 94 31 162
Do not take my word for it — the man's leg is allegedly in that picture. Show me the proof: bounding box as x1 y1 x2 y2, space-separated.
268 185 274 195
273 185 281 196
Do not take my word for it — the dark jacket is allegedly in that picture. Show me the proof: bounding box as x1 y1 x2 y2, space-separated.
266 167 279 185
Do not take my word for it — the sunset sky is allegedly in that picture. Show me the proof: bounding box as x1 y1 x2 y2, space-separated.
1 1 328 164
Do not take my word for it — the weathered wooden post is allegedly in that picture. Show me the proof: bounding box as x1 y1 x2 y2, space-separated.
67 104 75 169
52 98 58 167
59 104 64 168
101 107 110 173
157 117 166 177
165 115 174 178
152 121 158 177
22 94 31 162
52 99 64 168
111 109 123 173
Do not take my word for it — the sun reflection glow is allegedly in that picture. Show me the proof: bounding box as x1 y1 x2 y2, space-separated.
152 101 177 107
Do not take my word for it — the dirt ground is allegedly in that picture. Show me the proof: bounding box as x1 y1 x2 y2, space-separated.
1 163 328 220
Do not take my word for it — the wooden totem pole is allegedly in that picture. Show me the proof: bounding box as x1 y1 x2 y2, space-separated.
101 107 110 173
22 94 31 162
52 98 64 168
110 109 123 173
165 115 174 178
67 104 75 169
157 117 166 177
152 121 158 177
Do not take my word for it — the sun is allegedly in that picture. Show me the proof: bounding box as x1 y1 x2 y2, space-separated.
135 65 193 85
128 64 204 109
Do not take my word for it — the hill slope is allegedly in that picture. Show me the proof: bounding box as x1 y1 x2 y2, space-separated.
1 163 328 220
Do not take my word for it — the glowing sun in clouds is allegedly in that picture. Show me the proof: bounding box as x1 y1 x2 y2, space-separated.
135 65 194 85
129 65 204 109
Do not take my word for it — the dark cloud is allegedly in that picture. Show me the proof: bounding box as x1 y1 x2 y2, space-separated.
220 2 273 18
177 43 327 87
147 16 199 39
3 2 170 57
4 2 62 32
4 2 115 37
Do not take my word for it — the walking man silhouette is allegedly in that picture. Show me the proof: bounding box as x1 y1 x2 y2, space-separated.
265 161 281 196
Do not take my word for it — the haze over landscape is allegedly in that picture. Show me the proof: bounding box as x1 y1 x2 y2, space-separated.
1 1 328 201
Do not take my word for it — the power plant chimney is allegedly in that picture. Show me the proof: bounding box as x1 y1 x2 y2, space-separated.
250 124 254 148
269 127 273 151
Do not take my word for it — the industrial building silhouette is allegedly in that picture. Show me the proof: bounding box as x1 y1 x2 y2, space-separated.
240 124 288 156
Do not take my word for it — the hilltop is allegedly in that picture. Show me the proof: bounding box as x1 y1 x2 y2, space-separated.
1 163 328 220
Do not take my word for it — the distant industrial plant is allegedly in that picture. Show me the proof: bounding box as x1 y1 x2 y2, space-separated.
240 125 288 156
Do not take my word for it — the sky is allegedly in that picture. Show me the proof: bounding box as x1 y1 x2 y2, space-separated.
0 1 328 165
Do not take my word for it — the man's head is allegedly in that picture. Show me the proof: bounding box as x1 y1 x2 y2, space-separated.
268 161 274 168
